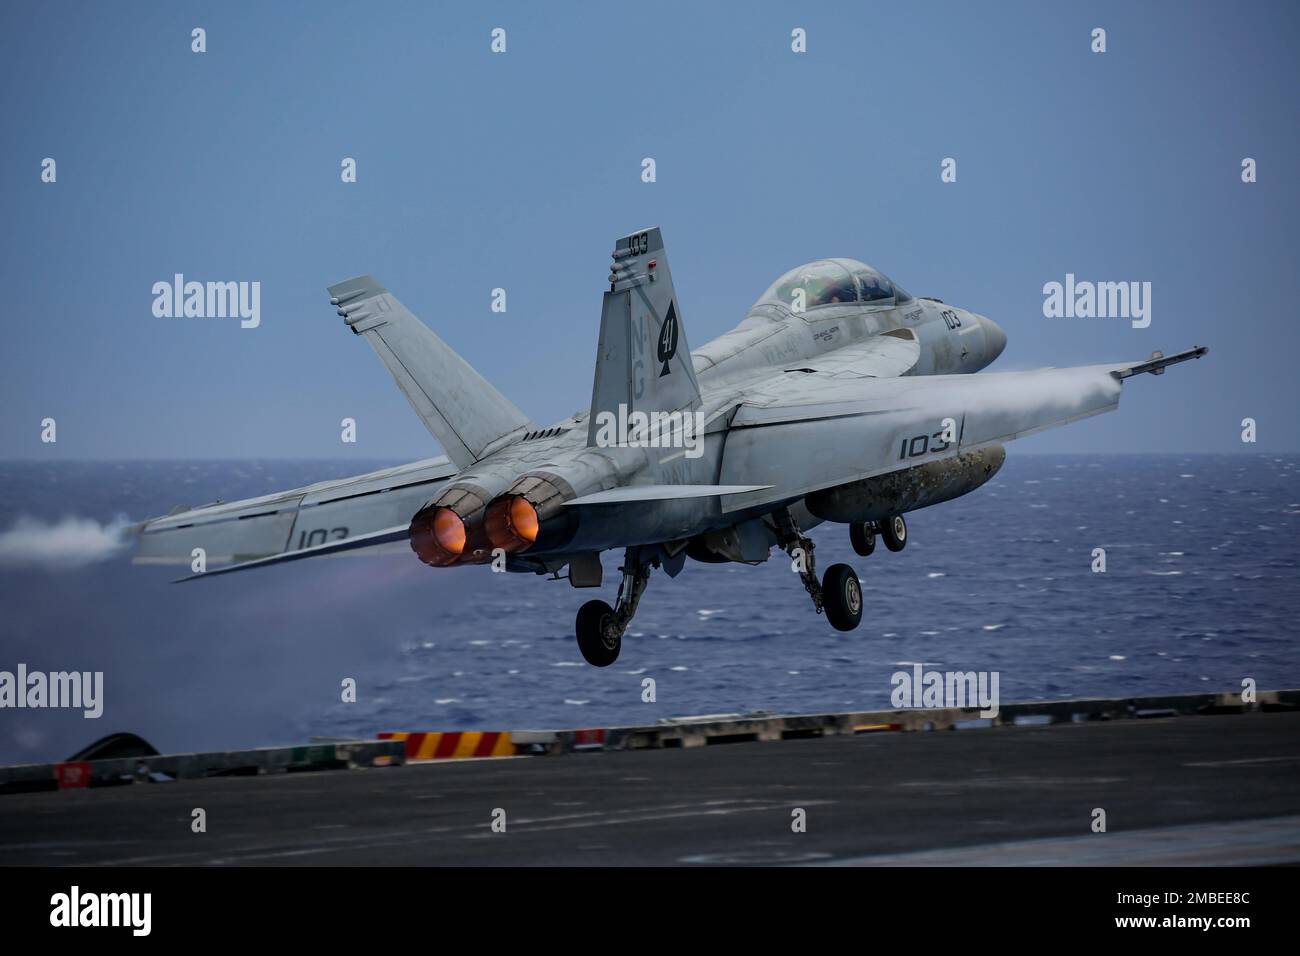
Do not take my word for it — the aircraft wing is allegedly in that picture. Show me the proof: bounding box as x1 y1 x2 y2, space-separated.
133 456 458 568
719 347 1207 512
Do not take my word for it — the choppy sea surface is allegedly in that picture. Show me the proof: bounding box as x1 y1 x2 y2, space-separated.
0 454 1296 765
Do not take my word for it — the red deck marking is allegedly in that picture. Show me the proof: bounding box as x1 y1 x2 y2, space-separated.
56 762 91 789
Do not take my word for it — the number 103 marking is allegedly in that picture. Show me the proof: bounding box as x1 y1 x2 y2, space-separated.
899 430 953 460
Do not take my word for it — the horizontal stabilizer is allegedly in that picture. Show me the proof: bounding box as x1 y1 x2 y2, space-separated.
175 524 410 582
565 484 771 506
328 275 533 470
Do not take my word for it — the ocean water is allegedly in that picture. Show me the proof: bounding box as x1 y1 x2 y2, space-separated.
0 454 1296 765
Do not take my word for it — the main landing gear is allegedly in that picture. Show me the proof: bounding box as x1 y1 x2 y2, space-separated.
575 548 652 667
572 512 911 661
774 508 862 632
849 514 907 556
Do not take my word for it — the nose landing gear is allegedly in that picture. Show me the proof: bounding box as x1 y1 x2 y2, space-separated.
881 514 908 552
849 514 907 555
849 522 875 556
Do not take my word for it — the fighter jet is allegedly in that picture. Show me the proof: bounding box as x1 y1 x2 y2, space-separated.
133 227 1207 666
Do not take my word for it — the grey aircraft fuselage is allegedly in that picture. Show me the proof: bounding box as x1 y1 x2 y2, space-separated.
446 293 1002 563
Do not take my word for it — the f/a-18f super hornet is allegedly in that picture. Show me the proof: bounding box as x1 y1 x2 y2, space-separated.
133 227 1206 665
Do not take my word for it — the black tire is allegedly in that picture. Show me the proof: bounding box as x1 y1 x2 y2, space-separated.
849 522 876 557
881 514 908 552
822 563 863 632
576 599 621 667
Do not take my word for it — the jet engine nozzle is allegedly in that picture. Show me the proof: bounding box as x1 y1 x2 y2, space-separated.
483 473 579 554
484 495 540 553
408 482 501 566
409 506 467 567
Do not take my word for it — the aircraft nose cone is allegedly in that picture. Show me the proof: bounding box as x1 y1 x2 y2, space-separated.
980 315 1007 362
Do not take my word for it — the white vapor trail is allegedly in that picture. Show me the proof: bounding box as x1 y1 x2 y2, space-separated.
0 514 133 569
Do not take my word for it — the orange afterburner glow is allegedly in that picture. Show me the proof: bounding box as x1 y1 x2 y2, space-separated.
484 495 541 552
508 496 539 543
433 507 467 554
409 506 467 567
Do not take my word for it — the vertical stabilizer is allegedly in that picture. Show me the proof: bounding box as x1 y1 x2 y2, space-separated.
587 227 702 447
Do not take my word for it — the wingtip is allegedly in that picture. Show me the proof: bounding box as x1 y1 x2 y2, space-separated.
326 274 386 303
1111 345 1210 381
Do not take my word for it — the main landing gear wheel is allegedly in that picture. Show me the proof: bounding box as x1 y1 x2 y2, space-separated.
849 522 876 557
822 563 863 632
576 599 621 667
773 506 862 633
573 547 653 667
881 514 908 552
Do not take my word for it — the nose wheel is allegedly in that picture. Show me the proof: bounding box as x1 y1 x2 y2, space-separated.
849 522 876 556
851 515 907 554
881 514 908 552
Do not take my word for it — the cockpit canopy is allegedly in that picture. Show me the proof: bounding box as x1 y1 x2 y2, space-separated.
754 259 911 314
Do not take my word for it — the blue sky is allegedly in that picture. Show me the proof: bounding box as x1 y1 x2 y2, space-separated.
2 0 1297 459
